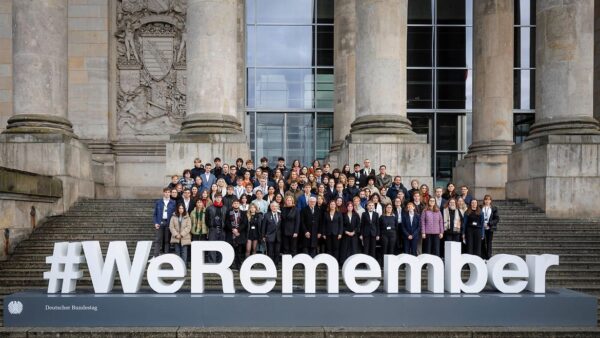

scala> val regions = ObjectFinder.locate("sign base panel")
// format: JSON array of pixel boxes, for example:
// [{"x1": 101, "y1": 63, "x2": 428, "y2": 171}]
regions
[{"x1": 4, "y1": 289, "x2": 597, "y2": 327}]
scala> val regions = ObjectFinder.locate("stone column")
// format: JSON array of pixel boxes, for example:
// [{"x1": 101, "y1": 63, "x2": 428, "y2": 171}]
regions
[
  {"x1": 178, "y1": 0, "x2": 242, "y2": 134},
  {"x1": 3, "y1": 0, "x2": 74, "y2": 136},
  {"x1": 331, "y1": 0, "x2": 356, "y2": 155},
  {"x1": 335, "y1": 0, "x2": 431, "y2": 186},
  {"x1": 507, "y1": 0, "x2": 600, "y2": 218},
  {"x1": 167, "y1": 0, "x2": 249, "y2": 176},
  {"x1": 0, "y1": 0, "x2": 94, "y2": 210},
  {"x1": 527, "y1": 0, "x2": 599, "y2": 138},
  {"x1": 350, "y1": 0, "x2": 413, "y2": 134},
  {"x1": 453, "y1": 0, "x2": 514, "y2": 199}
]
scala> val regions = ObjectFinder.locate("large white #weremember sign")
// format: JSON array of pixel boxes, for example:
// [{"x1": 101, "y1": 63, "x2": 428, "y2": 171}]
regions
[{"x1": 43, "y1": 241, "x2": 559, "y2": 294}]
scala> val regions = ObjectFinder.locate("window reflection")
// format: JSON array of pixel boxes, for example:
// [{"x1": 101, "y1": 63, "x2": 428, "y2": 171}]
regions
[
  {"x1": 254, "y1": 68, "x2": 314, "y2": 109},
  {"x1": 254, "y1": 26, "x2": 313, "y2": 67},
  {"x1": 316, "y1": 69, "x2": 334, "y2": 109},
  {"x1": 255, "y1": 0, "x2": 313, "y2": 24}
]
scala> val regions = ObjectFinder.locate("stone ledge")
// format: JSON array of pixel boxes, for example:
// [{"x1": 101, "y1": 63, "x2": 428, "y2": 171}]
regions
[{"x1": 0, "y1": 166, "x2": 62, "y2": 199}]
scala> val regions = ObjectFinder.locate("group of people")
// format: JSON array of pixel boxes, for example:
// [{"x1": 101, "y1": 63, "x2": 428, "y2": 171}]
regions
[{"x1": 153, "y1": 157, "x2": 500, "y2": 267}]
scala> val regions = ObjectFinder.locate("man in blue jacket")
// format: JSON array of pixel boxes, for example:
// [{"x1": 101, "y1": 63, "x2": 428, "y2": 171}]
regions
[
  {"x1": 153, "y1": 187, "x2": 176, "y2": 257},
  {"x1": 401, "y1": 202, "x2": 421, "y2": 255}
]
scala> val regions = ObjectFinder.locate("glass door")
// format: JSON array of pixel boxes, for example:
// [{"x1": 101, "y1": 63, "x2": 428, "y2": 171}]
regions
[{"x1": 256, "y1": 113, "x2": 285, "y2": 164}]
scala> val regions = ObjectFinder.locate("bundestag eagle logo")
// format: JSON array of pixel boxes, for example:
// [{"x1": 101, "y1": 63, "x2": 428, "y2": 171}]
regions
[{"x1": 8, "y1": 300, "x2": 23, "y2": 315}]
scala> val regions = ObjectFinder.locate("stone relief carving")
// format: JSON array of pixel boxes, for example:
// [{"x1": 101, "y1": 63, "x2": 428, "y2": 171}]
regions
[{"x1": 115, "y1": 0, "x2": 187, "y2": 138}]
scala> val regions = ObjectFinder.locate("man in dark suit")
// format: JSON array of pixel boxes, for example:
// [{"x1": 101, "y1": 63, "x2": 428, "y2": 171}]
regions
[
  {"x1": 261, "y1": 202, "x2": 282, "y2": 264},
  {"x1": 352, "y1": 163, "x2": 362, "y2": 188},
  {"x1": 225, "y1": 199, "x2": 248, "y2": 269},
  {"x1": 181, "y1": 188, "x2": 195, "y2": 214},
  {"x1": 360, "y1": 201, "x2": 380, "y2": 258},
  {"x1": 200, "y1": 163, "x2": 217, "y2": 192},
  {"x1": 301, "y1": 197, "x2": 321, "y2": 257},
  {"x1": 433, "y1": 187, "x2": 448, "y2": 210},
  {"x1": 401, "y1": 203, "x2": 421, "y2": 255},
  {"x1": 359, "y1": 159, "x2": 376, "y2": 188},
  {"x1": 153, "y1": 188, "x2": 176, "y2": 257}
]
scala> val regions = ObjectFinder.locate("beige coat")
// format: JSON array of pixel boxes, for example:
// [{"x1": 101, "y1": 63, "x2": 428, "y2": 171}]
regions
[
  {"x1": 169, "y1": 215, "x2": 192, "y2": 245},
  {"x1": 443, "y1": 207, "x2": 462, "y2": 232}
]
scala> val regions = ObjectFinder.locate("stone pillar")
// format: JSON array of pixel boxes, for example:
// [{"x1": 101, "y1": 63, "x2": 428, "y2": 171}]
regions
[
  {"x1": 453, "y1": 0, "x2": 514, "y2": 200},
  {"x1": 335, "y1": 0, "x2": 431, "y2": 185},
  {"x1": 351, "y1": 0, "x2": 413, "y2": 135},
  {"x1": 0, "y1": 0, "x2": 94, "y2": 211},
  {"x1": 3, "y1": 0, "x2": 73, "y2": 136},
  {"x1": 166, "y1": 0, "x2": 249, "y2": 175},
  {"x1": 507, "y1": 0, "x2": 600, "y2": 218},
  {"x1": 329, "y1": 0, "x2": 356, "y2": 167},
  {"x1": 594, "y1": 0, "x2": 600, "y2": 123}
]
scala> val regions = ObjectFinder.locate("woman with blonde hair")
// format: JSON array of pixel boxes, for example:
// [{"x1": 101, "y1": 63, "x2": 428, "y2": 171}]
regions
[
  {"x1": 245, "y1": 203, "x2": 263, "y2": 257},
  {"x1": 190, "y1": 199, "x2": 208, "y2": 241}
]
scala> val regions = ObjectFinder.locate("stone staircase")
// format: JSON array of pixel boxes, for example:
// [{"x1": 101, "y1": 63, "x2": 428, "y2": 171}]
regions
[{"x1": 1, "y1": 198, "x2": 600, "y2": 333}]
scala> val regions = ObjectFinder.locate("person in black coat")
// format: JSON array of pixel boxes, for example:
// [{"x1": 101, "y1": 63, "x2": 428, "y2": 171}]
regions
[
  {"x1": 261, "y1": 201, "x2": 282, "y2": 264},
  {"x1": 481, "y1": 195, "x2": 499, "y2": 260},
  {"x1": 379, "y1": 204, "x2": 398, "y2": 257},
  {"x1": 401, "y1": 202, "x2": 421, "y2": 255},
  {"x1": 205, "y1": 194, "x2": 228, "y2": 263},
  {"x1": 360, "y1": 201, "x2": 380, "y2": 259},
  {"x1": 245, "y1": 204, "x2": 263, "y2": 257},
  {"x1": 341, "y1": 202, "x2": 361, "y2": 262},
  {"x1": 301, "y1": 196, "x2": 321, "y2": 257},
  {"x1": 462, "y1": 199, "x2": 485, "y2": 257},
  {"x1": 321, "y1": 200, "x2": 343, "y2": 261},
  {"x1": 224, "y1": 199, "x2": 247, "y2": 269},
  {"x1": 280, "y1": 195, "x2": 301, "y2": 255}
]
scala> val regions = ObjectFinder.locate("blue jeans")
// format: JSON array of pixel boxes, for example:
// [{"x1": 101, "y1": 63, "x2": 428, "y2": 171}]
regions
[{"x1": 174, "y1": 244, "x2": 189, "y2": 266}]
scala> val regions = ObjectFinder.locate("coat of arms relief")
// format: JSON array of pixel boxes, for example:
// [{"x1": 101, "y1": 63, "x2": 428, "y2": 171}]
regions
[{"x1": 115, "y1": 0, "x2": 187, "y2": 138}]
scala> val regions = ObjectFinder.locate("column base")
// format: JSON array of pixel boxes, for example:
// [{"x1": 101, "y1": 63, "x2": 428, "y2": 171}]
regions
[
  {"x1": 336, "y1": 133, "x2": 432, "y2": 187},
  {"x1": 177, "y1": 113, "x2": 243, "y2": 135},
  {"x1": 466, "y1": 140, "x2": 514, "y2": 156},
  {"x1": 506, "y1": 134, "x2": 600, "y2": 218},
  {"x1": 527, "y1": 116, "x2": 600, "y2": 140},
  {"x1": 349, "y1": 115, "x2": 415, "y2": 135},
  {"x1": 166, "y1": 133, "x2": 250, "y2": 179},
  {"x1": 453, "y1": 153, "x2": 509, "y2": 200},
  {"x1": 3, "y1": 114, "x2": 76, "y2": 138},
  {"x1": 0, "y1": 133, "x2": 95, "y2": 212}
]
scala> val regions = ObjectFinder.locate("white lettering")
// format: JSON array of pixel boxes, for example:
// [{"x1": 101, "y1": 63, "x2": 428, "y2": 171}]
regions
[
  {"x1": 342, "y1": 254, "x2": 381, "y2": 293},
  {"x1": 444, "y1": 241, "x2": 487, "y2": 293},
  {"x1": 526, "y1": 254, "x2": 559, "y2": 293},
  {"x1": 240, "y1": 254, "x2": 277, "y2": 293},
  {"x1": 384, "y1": 254, "x2": 444, "y2": 293},
  {"x1": 487, "y1": 254, "x2": 529, "y2": 293},
  {"x1": 146, "y1": 254, "x2": 186, "y2": 293},
  {"x1": 82, "y1": 241, "x2": 151, "y2": 293},
  {"x1": 190, "y1": 241, "x2": 235, "y2": 293}
]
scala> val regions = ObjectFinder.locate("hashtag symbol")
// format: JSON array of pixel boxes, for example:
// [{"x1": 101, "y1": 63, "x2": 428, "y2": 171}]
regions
[{"x1": 43, "y1": 242, "x2": 85, "y2": 293}]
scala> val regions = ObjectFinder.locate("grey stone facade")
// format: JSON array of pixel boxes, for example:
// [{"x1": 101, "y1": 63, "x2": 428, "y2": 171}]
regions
[{"x1": 0, "y1": 0, "x2": 598, "y2": 218}]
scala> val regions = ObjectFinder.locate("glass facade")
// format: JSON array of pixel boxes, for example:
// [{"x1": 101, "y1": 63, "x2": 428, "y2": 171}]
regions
[
  {"x1": 245, "y1": 0, "x2": 536, "y2": 183},
  {"x1": 407, "y1": 0, "x2": 472, "y2": 186},
  {"x1": 245, "y1": 0, "x2": 334, "y2": 165}
]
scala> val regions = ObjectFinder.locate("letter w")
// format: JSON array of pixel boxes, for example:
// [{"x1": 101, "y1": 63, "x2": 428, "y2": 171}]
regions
[{"x1": 82, "y1": 241, "x2": 152, "y2": 293}]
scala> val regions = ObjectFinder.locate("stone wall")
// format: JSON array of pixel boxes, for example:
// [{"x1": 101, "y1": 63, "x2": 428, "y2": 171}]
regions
[
  {"x1": 0, "y1": 166, "x2": 63, "y2": 260},
  {"x1": 0, "y1": 0, "x2": 11, "y2": 133},
  {"x1": 68, "y1": 0, "x2": 110, "y2": 140}
]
